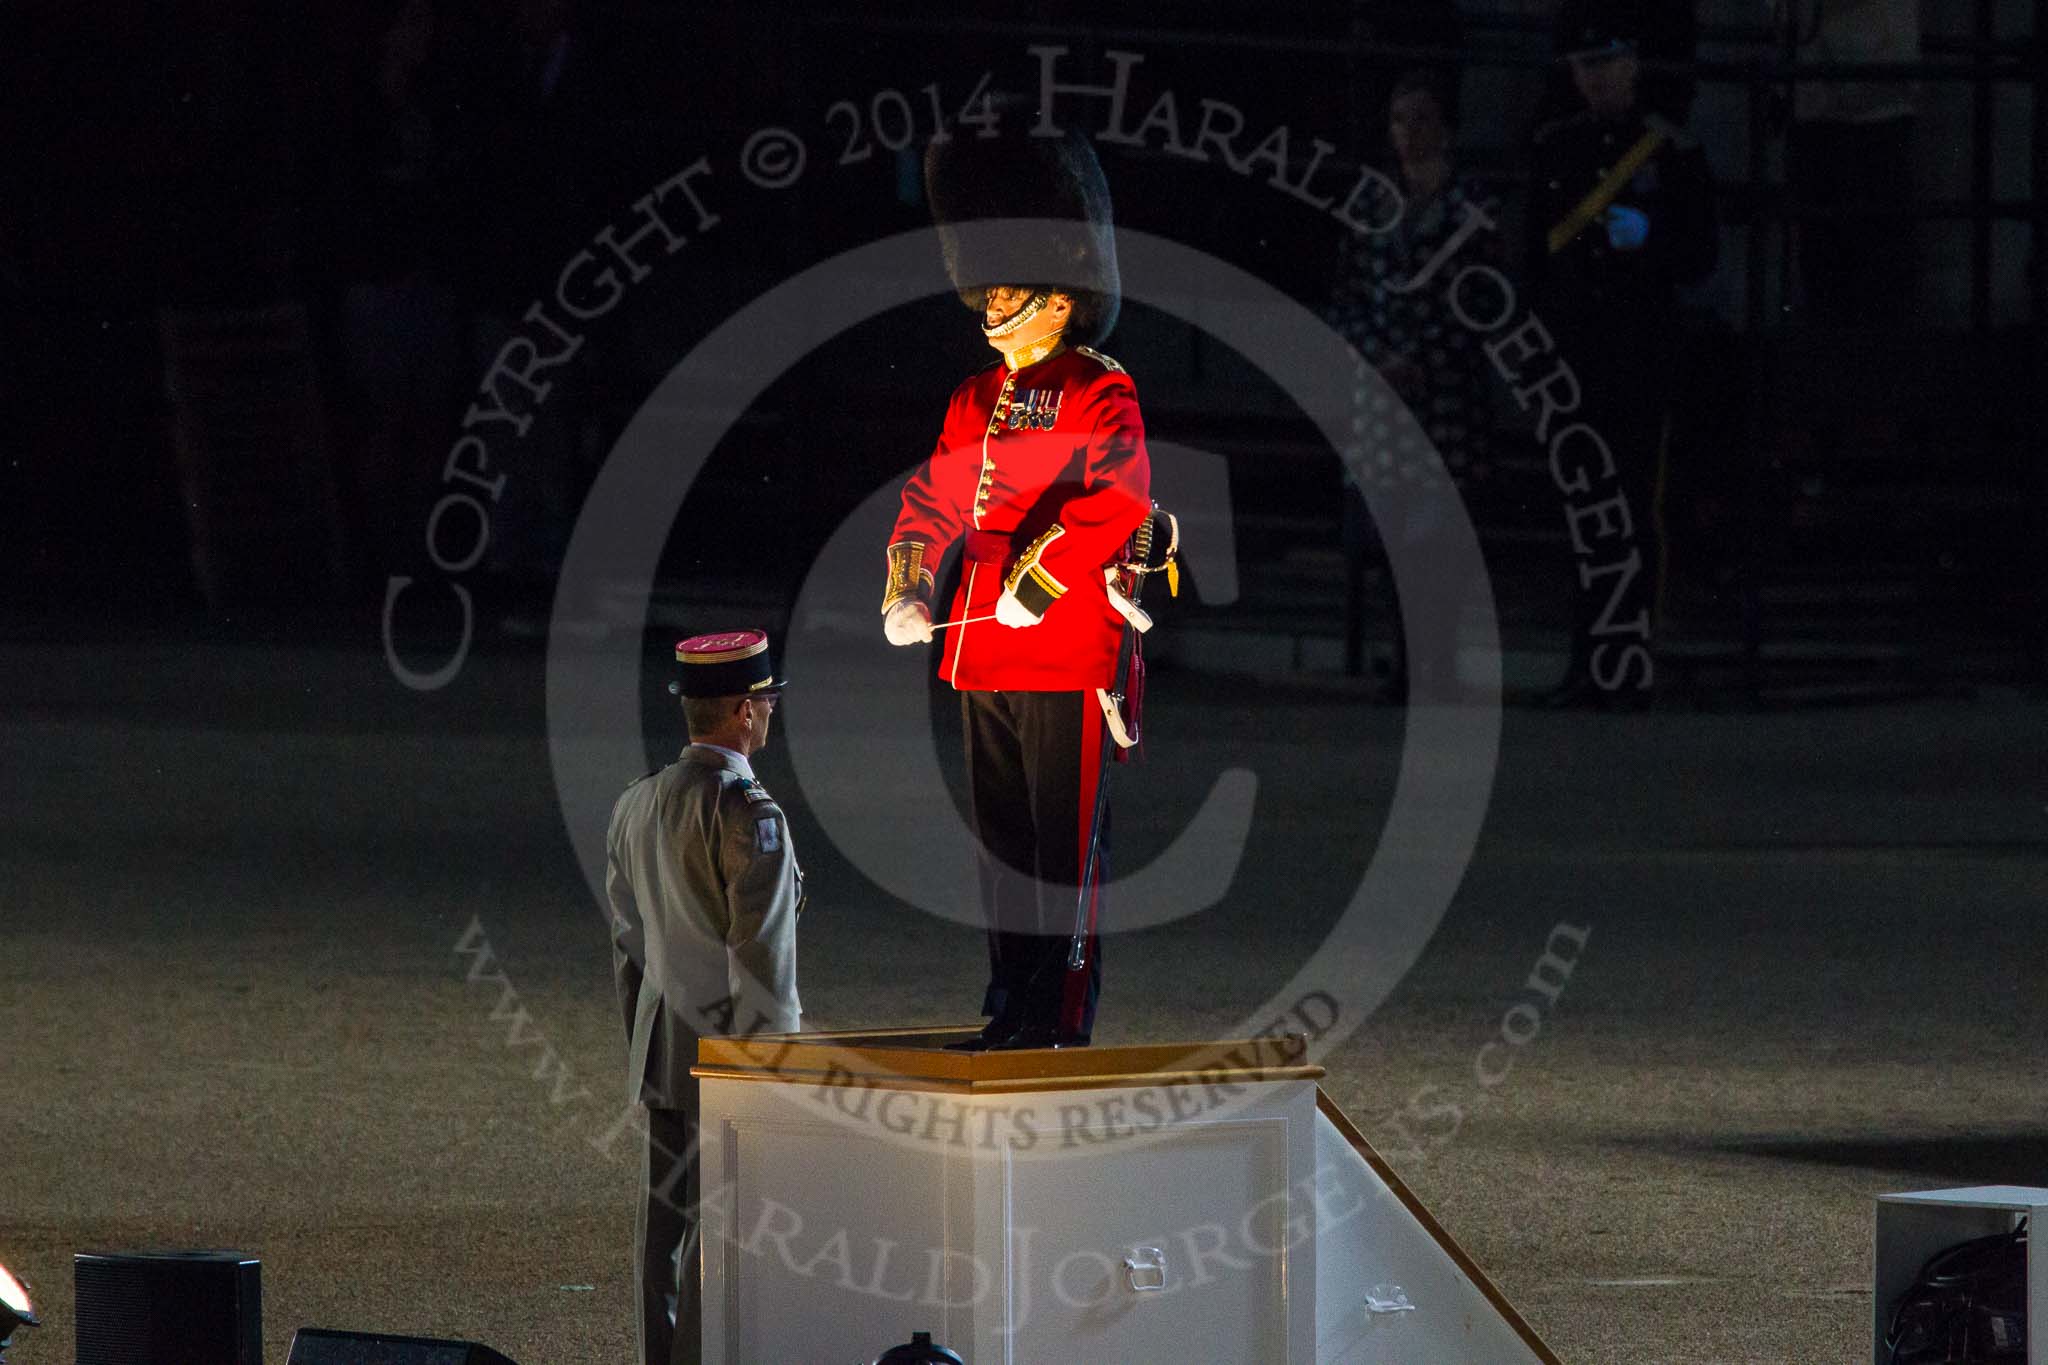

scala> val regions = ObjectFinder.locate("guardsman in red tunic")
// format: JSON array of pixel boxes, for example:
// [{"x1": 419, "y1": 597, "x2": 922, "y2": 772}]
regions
[{"x1": 882, "y1": 126, "x2": 1149, "y2": 1050}]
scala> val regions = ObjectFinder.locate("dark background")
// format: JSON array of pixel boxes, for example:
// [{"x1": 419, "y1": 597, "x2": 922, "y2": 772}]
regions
[
  {"x1": 6, "y1": 0, "x2": 2039, "y2": 680},
  {"x1": 3, "y1": 4, "x2": 2046, "y2": 1363}
]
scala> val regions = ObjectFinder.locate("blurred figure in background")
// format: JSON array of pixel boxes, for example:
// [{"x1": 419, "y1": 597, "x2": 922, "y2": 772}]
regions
[
  {"x1": 1531, "y1": 5, "x2": 1718, "y2": 707},
  {"x1": 1779, "y1": 0, "x2": 1921, "y2": 325},
  {"x1": 1328, "y1": 68, "x2": 1502, "y2": 704},
  {"x1": 453, "y1": 0, "x2": 605, "y2": 604},
  {"x1": 323, "y1": 0, "x2": 464, "y2": 588}
]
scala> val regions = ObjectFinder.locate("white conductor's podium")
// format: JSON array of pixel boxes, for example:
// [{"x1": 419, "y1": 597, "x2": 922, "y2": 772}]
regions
[{"x1": 694, "y1": 1028, "x2": 1558, "y2": 1365}]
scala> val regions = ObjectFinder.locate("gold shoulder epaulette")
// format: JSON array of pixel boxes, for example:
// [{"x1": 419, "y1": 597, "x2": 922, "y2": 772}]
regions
[{"x1": 1077, "y1": 346, "x2": 1126, "y2": 375}]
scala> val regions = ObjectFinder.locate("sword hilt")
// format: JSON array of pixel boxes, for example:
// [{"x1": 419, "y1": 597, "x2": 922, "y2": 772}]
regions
[{"x1": 1119, "y1": 506, "x2": 1158, "y2": 606}]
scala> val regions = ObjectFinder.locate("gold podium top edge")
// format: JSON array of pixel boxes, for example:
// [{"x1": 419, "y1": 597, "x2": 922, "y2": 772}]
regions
[{"x1": 692, "y1": 1031, "x2": 1322, "y2": 1094}]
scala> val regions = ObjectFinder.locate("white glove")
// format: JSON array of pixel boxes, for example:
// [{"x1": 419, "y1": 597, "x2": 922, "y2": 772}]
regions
[
  {"x1": 883, "y1": 600, "x2": 933, "y2": 645},
  {"x1": 1604, "y1": 204, "x2": 1650, "y2": 252},
  {"x1": 995, "y1": 588, "x2": 1043, "y2": 629}
]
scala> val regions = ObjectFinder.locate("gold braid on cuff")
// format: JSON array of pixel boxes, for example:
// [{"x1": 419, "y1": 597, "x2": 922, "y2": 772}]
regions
[
  {"x1": 1003, "y1": 524, "x2": 1068, "y2": 616},
  {"x1": 882, "y1": 541, "x2": 934, "y2": 614}
]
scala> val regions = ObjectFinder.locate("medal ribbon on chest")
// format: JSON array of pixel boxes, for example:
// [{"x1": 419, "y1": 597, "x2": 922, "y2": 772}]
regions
[{"x1": 1006, "y1": 388, "x2": 1063, "y2": 432}]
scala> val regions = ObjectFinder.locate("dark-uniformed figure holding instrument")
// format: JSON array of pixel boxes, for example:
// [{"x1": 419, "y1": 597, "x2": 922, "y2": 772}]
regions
[
  {"x1": 606, "y1": 629, "x2": 803, "y2": 1365},
  {"x1": 1532, "y1": 1, "x2": 1718, "y2": 706},
  {"x1": 883, "y1": 125, "x2": 1151, "y2": 1052}
]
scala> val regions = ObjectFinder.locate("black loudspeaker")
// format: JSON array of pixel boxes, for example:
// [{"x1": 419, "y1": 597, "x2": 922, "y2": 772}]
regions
[
  {"x1": 288, "y1": 1327, "x2": 521, "y2": 1364},
  {"x1": 74, "y1": 1250, "x2": 262, "y2": 1365}
]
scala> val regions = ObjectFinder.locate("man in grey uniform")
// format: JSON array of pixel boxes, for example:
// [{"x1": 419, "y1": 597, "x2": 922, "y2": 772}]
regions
[{"x1": 605, "y1": 628, "x2": 803, "y2": 1365}]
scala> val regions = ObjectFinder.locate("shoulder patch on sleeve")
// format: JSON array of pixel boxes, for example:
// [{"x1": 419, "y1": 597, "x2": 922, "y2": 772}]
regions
[
  {"x1": 1076, "y1": 345, "x2": 1126, "y2": 375},
  {"x1": 718, "y1": 774, "x2": 775, "y2": 819},
  {"x1": 755, "y1": 816, "x2": 782, "y2": 853}
]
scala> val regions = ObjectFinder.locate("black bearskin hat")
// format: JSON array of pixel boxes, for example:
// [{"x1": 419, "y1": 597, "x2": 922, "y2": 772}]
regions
[{"x1": 923, "y1": 114, "x2": 1120, "y2": 345}]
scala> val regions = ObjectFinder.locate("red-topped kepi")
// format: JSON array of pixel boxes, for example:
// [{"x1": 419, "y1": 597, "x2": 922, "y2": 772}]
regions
[{"x1": 672, "y1": 629, "x2": 785, "y2": 698}]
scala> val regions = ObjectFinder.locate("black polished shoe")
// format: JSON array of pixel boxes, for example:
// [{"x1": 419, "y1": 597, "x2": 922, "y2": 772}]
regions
[
  {"x1": 983, "y1": 1022, "x2": 1089, "y2": 1051},
  {"x1": 944, "y1": 1019, "x2": 1010, "y2": 1052}
]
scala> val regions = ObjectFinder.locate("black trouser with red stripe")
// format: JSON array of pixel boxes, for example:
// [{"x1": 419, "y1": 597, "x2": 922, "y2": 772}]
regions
[{"x1": 961, "y1": 688, "x2": 1105, "y2": 1043}]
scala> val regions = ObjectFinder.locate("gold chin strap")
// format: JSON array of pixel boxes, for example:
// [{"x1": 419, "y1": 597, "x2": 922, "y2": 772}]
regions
[{"x1": 982, "y1": 290, "x2": 1050, "y2": 339}]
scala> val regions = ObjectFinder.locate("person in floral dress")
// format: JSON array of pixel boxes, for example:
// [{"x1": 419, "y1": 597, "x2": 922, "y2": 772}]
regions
[{"x1": 1328, "y1": 68, "x2": 1501, "y2": 702}]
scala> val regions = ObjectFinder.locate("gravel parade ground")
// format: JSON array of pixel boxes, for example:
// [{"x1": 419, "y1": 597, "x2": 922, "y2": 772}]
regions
[{"x1": 3, "y1": 629, "x2": 2043, "y2": 1364}]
